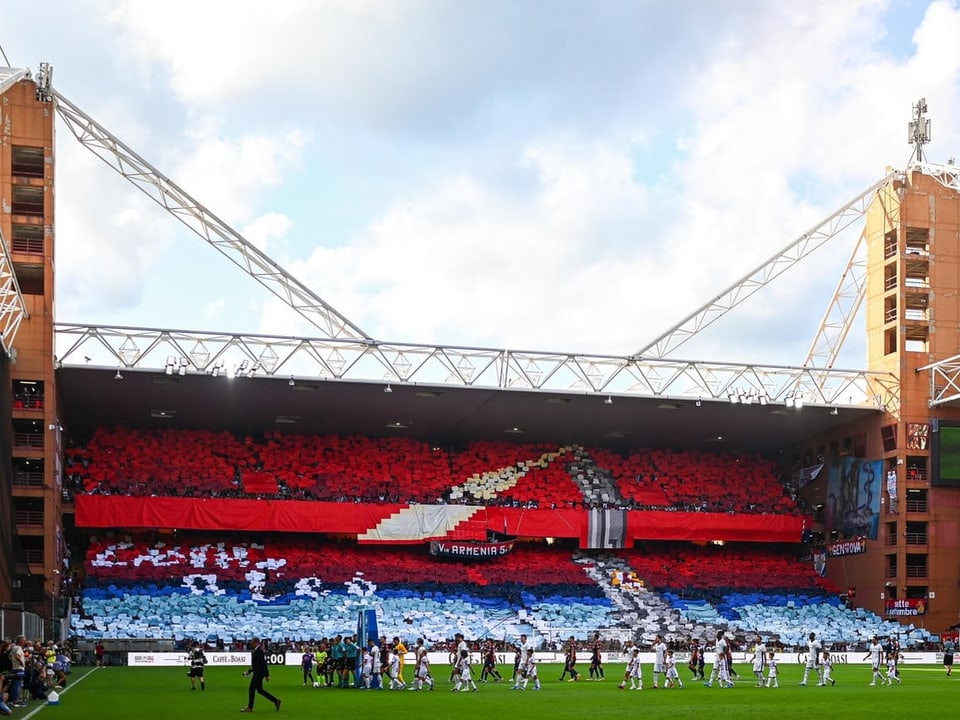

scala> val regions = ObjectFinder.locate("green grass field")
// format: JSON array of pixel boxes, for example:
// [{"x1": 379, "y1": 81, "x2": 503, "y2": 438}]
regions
[{"x1": 32, "y1": 662, "x2": 957, "y2": 720}]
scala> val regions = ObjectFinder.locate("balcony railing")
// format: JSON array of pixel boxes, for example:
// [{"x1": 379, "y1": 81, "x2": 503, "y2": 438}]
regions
[
  {"x1": 14, "y1": 510, "x2": 44, "y2": 526},
  {"x1": 905, "y1": 565, "x2": 928, "y2": 579},
  {"x1": 12, "y1": 471, "x2": 44, "y2": 488},
  {"x1": 12, "y1": 432, "x2": 43, "y2": 450},
  {"x1": 905, "y1": 498, "x2": 928, "y2": 513},
  {"x1": 11, "y1": 236, "x2": 43, "y2": 254},
  {"x1": 905, "y1": 533, "x2": 928, "y2": 545},
  {"x1": 905, "y1": 468, "x2": 927, "y2": 482}
]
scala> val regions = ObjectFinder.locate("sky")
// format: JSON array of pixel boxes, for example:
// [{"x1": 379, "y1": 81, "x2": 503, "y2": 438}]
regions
[{"x1": 2, "y1": 0, "x2": 960, "y2": 370}]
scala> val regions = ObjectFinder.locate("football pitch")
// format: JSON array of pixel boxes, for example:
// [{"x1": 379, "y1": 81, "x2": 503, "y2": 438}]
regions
[{"x1": 33, "y1": 662, "x2": 956, "y2": 720}]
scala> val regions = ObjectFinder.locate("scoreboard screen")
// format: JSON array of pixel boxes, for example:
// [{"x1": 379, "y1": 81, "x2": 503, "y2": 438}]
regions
[{"x1": 931, "y1": 420, "x2": 960, "y2": 487}]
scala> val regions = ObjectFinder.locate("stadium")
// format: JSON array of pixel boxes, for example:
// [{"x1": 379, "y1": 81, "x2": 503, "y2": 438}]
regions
[{"x1": 1, "y1": 49, "x2": 960, "y2": 717}]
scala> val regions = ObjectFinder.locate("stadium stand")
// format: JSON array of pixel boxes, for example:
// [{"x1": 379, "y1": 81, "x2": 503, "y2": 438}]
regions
[
  {"x1": 63, "y1": 428, "x2": 935, "y2": 649},
  {"x1": 65, "y1": 429, "x2": 803, "y2": 514},
  {"x1": 72, "y1": 532, "x2": 935, "y2": 649},
  {"x1": 588, "y1": 446, "x2": 799, "y2": 514},
  {"x1": 75, "y1": 535, "x2": 613, "y2": 644}
]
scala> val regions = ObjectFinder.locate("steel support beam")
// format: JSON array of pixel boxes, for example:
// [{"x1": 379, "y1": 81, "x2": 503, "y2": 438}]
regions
[
  {"x1": 0, "y1": 227, "x2": 29, "y2": 358},
  {"x1": 51, "y1": 89, "x2": 371, "y2": 342},
  {"x1": 638, "y1": 172, "x2": 898, "y2": 361},
  {"x1": 54, "y1": 322, "x2": 899, "y2": 414}
]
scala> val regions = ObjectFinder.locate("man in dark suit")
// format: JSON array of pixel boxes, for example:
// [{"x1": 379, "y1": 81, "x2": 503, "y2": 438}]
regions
[{"x1": 241, "y1": 638, "x2": 281, "y2": 712}]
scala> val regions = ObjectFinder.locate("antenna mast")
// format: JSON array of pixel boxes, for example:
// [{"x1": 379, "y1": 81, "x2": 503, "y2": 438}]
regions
[{"x1": 908, "y1": 97, "x2": 931, "y2": 163}]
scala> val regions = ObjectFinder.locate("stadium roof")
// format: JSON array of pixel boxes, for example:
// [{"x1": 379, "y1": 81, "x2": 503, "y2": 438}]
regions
[{"x1": 56, "y1": 365, "x2": 877, "y2": 453}]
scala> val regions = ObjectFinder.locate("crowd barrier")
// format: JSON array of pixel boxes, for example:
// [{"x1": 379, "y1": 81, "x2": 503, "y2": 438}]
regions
[{"x1": 126, "y1": 650, "x2": 946, "y2": 667}]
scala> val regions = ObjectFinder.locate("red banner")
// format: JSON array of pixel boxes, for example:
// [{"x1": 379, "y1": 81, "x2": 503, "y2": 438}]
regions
[
  {"x1": 885, "y1": 598, "x2": 927, "y2": 617},
  {"x1": 75, "y1": 496, "x2": 807, "y2": 543}
]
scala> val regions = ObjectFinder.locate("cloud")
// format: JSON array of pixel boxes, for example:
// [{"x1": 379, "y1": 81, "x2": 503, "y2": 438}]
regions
[
  {"x1": 174, "y1": 120, "x2": 310, "y2": 226},
  {"x1": 55, "y1": 129, "x2": 175, "y2": 319},
  {"x1": 29, "y1": 0, "x2": 960, "y2": 370},
  {"x1": 241, "y1": 213, "x2": 294, "y2": 255},
  {"x1": 104, "y1": 0, "x2": 752, "y2": 138}
]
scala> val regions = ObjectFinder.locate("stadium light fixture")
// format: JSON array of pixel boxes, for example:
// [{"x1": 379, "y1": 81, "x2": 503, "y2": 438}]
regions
[
  {"x1": 114, "y1": 369, "x2": 123, "y2": 381},
  {"x1": 384, "y1": 383, "x2": 393, "y2": 393},
  {"x1": 604, "y1": 395, "x2": 613, "y2": 405},
  {"x1": 288, "y1": 376, "x2": 295, "y2": 387}
]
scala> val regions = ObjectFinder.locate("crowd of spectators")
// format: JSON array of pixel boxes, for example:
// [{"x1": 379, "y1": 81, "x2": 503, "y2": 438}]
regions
[{"x1": 63, "y1": 429, "x2": 800, "y2": 515}]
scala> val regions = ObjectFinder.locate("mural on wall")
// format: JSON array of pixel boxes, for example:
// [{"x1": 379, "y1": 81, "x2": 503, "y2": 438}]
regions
[{"x1": 825, "y1": 456, "x2": 882, "y2": 540}]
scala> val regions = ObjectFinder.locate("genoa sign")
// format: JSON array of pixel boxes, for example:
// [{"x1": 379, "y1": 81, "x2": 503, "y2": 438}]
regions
[
  {"x1": 885, "y1": 598, "x2": 927, "y2": 617},
  {"x1": 827, "y1": 537, "x2": 867, "y2": 557}
]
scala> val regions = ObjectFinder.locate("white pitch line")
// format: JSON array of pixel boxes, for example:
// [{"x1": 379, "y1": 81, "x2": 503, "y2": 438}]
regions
[{"x1": 19, "y1": 666, "x2": 99, "y2": 720}]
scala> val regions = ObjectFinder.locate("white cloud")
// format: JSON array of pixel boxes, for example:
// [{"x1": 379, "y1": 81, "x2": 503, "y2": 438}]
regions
[
  {"x1": 55, "y1": 129, "x2": 175, "y2": 319},
  {"x1": 175, "y1": 120, "x2": 310, "y2": 226},
  {"x1": 241, "y1": 213, "x2": 294, "y2": 255},
  {"x1": 22, "y1": 0, "x2": 960, "y2": 369}
]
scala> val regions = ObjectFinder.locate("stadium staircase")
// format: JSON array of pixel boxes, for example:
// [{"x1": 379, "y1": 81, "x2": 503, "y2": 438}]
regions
[
  {"x1": 567, "y1": 447, "x2": 626, "y2": 507},
  {"x1": 575, "y1": 553, "x2": 716, "y2": 644}
]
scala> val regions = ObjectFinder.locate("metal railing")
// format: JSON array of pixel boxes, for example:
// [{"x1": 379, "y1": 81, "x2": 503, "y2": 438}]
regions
[{"x1": 13, "y1": 510, "x2": 44, "y2": 526}]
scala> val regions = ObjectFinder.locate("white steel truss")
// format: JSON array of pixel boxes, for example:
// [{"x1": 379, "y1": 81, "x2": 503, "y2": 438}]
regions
[
  {"x1": 0, "y1": 66, "x2": 29, "y2": 96},
  {"x1": 638, "y1": 171, "x2": 899, "y2": 360},
  {"x1": 803, "y1": 228, "x2": 868, "y2": 369},
  {"x1": 0, "y1": 226, "x2": 29, "y2": 358},
  {"x1": 917, "y1": 353, "x2": 960, "y2": 407},
  {"x1": 50, "y1": 89, "x2": 371, "y2": 343},
  {"x1": 54, "y1": 323, "x2": 900, "y2": 413},
  {"x1": 911, "y1": 160, "x2": 960, "y2": 191}
]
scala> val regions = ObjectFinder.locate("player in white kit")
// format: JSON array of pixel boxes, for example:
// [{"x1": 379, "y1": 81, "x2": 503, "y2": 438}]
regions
[{"x1": 618, "y1": 647, "x2": 643, "y2": 690}]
